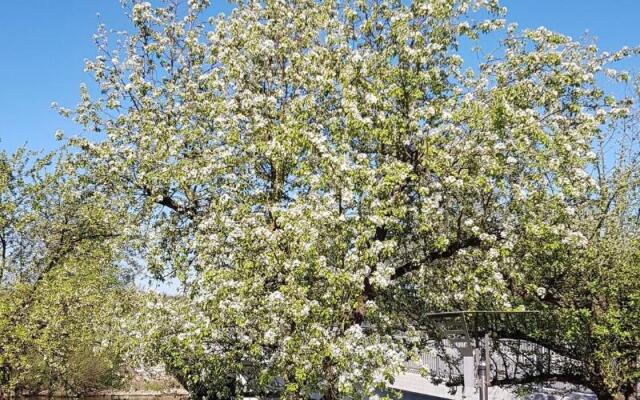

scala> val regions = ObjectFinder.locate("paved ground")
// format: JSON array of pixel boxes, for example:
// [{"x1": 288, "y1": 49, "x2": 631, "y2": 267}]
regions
[{"x1": 400, "y1": 391, "x2": 448, "y2": 400}]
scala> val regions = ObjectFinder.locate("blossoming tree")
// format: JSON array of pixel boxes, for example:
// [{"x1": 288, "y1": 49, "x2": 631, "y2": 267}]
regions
[{"x1": 62, "y1": 0, "x2": 638, "y2": 398}]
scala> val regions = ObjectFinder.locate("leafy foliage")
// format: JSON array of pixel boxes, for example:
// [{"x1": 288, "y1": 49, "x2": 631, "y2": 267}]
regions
[{"x1": 0, "y1": 149, "x2": 135, "y2": 396}]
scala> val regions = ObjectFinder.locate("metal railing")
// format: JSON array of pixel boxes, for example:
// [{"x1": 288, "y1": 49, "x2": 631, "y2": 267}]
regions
[{"x1": 404, "y1": 338, "x2": 577, "y2": 385}]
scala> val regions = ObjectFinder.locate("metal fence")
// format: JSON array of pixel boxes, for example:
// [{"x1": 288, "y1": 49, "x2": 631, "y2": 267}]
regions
[{"x1": 404, "y1": 338, "x2": 578, "y2": 385}]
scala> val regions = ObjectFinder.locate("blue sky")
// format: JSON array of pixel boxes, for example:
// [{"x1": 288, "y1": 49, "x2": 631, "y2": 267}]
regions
[{"x1": 1, "y1": 0, "x2": 639, "y2": 153}]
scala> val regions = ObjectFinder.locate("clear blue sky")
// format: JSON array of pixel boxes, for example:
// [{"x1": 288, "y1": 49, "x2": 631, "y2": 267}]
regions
[{"x1": 1, "y1": 0, "x2": 639, "y2": 154}]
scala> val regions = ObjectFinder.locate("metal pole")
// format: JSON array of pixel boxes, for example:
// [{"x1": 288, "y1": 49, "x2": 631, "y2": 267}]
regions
[
  {"x1": 484, "y1": 333, "x2": 490, "y2": 384},
  {"x1": 478, "y1": 333, "x2": 489, "y2": 400},
  {"x1": 478, "y1": 360, "x2": 488, "y2": 400}
]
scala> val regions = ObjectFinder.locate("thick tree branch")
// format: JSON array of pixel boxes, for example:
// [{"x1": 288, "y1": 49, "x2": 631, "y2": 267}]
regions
[
  {"x1": 142, "y1": 186, "x2": 196, "y2": 217},
  {"x1": 492, "y1": 330, "x2": 580, "y2": 368},
  {"x1": 391, "y1": 236, "x2": 482, "y2": 280},
  {"x1": 493, "y1": 372, "x2": 587, "y2": 388}
]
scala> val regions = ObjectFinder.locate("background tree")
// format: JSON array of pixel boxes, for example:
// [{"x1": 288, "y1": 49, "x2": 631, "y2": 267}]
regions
[
  {"x1": 62, "y1": 0, "x2": 639, "y2": 398},
  {"x1": 489, "y1": 89, "x2": 640, "y2": 399},
  {"x1": 0, "y1": 148, "x2": 136, "y2": 397}
]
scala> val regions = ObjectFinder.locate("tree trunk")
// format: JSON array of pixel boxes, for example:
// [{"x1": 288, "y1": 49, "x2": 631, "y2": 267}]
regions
[{"x1": 589, "y1": 380, "x2": 617, "y2": 400}]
